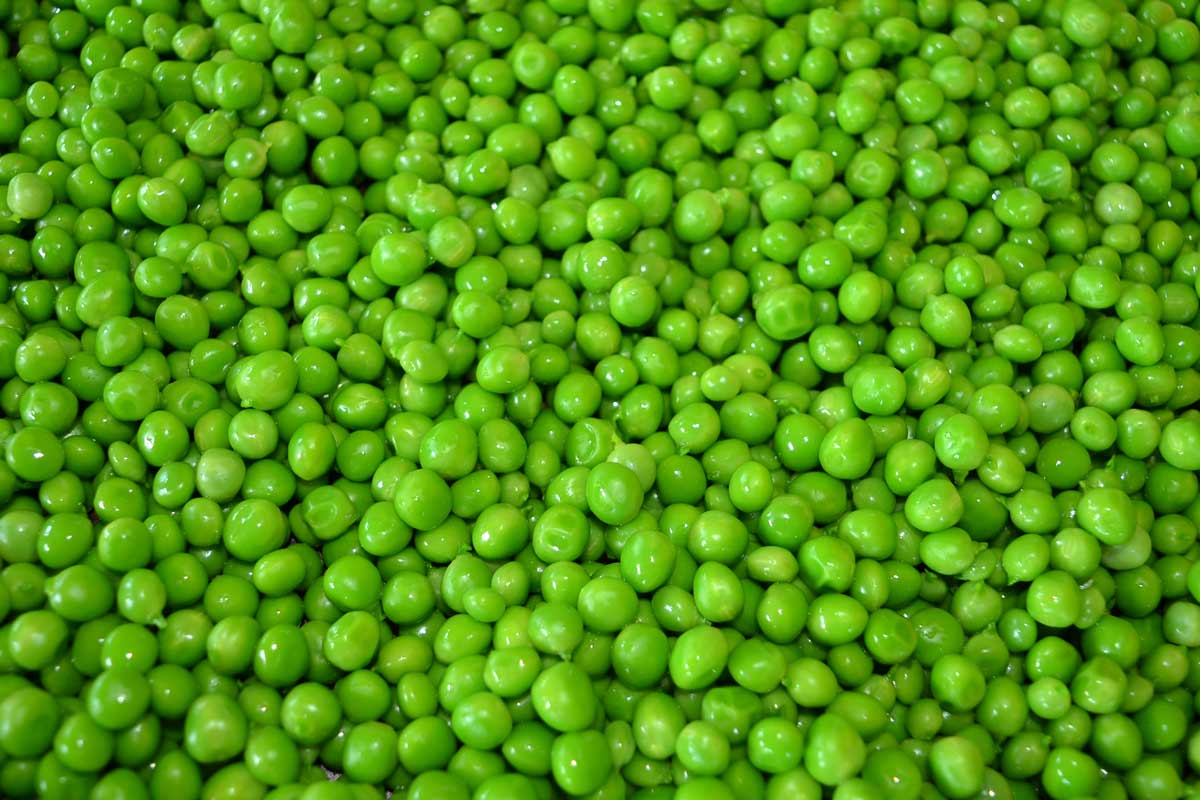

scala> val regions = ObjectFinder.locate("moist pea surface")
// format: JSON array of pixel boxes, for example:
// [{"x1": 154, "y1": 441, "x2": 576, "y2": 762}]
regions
[{"x1": 1, "y1": 0, "x2": 1200, "y2": 799}]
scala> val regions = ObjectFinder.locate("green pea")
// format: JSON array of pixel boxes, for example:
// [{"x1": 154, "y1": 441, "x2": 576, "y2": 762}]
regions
[
  {"x1": 804, "y1": 713, "x2": 865, "y2": 786},
  {"x1": 531, "y1": 661, "x2": 595, "y2": 732}
]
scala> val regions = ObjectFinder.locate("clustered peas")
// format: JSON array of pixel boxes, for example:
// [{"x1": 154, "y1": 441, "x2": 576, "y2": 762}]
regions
[{"x1": 0, "y1": 0, "x2": 1199, "y2": 797}]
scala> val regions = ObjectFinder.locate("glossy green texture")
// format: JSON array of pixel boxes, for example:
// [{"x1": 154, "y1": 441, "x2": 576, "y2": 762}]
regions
[{"x1": 0, "y1": 1, "x2": 1195, "y2": 798}]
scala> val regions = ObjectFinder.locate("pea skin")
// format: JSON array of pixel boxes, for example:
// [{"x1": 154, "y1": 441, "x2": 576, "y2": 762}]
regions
[{"x1": 1, "y1": 0, "x2": 1199, "y2": 799}]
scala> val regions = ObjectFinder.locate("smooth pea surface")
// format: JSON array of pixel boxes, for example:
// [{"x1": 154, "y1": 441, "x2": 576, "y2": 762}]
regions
[{"x1": 0, "y1": 0, "x2": 1198, "y2": 798}]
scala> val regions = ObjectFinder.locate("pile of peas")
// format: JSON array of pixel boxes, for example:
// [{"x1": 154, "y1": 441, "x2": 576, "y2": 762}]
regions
[{"x1": 1, "y1": 0, "x2": 1200, "y2": 796}]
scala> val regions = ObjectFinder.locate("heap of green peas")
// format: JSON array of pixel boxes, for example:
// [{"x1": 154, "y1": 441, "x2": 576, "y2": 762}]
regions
[{"x1": 2, "y1": 0, "x2": 1200, "y2": 796}]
